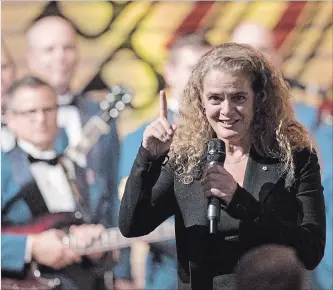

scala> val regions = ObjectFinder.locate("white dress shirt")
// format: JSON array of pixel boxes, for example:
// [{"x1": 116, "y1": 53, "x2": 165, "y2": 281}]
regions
[
  {"x1": 18, "y1": 140, "x2": 77, "y2": 263},
  {"x1": 18, "y1": 139, "x2": 76, "y2": 213}
]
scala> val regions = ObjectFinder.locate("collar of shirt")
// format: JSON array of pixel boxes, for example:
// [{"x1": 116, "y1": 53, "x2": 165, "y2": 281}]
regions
[
  {"x1": 1, "y1": 114, "x2": 7, "y2": 126},
  {"x1": 58, "y1": 94, "x2": 75, "y2": 106},
  {"x1": 18, "y1": 139, "x2": 57, "y2": 160},
  {"x1": 168, "y1": 98, "x2": 179, "y2": 114}
]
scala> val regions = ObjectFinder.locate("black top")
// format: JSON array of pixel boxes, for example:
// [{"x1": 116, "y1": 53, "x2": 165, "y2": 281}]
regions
[{"x1": 119, "y1": 145, "x2": 326, "y2": 290}]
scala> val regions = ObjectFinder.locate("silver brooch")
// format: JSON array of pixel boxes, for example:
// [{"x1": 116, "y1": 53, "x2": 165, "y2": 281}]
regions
[{"x1": 183, "y1": 175, "x2": 194, "y2": 184}]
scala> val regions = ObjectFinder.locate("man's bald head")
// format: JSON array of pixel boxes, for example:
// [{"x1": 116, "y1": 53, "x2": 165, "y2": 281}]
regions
[
  {"x1": 26, "y1": 16, "x2": 78, "y2": 95},
  {"x1": 27, "y1": 16, "x2": 76, "y2": 47},
  {"x1": 231, "y1": 22, "x2": 281, "y2": 67}
]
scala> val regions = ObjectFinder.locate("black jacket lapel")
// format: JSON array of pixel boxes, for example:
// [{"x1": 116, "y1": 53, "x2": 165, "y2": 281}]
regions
[
  {"x1": 5, "y1": 147, "x2": 49, "y2": 218},
  {"x1": 243, "y1": 147, "x2": 286, "y2": 202}
]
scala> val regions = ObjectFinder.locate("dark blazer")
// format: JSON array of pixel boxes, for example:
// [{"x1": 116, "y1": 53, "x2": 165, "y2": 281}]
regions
[{"x1": 119, "y1": 145, "x2": 326, "y2": 290}]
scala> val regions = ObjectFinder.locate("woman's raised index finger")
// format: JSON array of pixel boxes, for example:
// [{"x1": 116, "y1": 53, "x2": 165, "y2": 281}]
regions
[{"x1": 159, "y1": 90, "x2": 168, "y2": 119}]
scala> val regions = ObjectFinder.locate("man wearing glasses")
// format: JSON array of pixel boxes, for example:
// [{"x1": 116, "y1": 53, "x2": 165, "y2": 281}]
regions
[{"x1": 2, "y1": 76, "x2": 114, "y2": 290}]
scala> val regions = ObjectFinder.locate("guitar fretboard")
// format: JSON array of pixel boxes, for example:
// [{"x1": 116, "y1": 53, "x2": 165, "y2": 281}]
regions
[
  {"x1": 64, "y1": 220, "x2": 175, "y2": 255},
  {"x1": 64, "y1": 88, "x2": 131, "y2": 165}
]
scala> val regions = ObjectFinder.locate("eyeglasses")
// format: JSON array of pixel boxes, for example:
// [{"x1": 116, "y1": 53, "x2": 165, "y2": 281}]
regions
[{"x1": 11, "y1": 106, "x2": 58, "y2": 119}]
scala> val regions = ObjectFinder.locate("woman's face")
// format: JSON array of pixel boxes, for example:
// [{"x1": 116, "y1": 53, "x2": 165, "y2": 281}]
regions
[{"x1": 202, "y1": 69, "x2": 254, "y2": 143}]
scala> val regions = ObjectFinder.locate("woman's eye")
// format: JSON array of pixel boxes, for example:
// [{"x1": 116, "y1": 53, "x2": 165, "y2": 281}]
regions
[
  {"x1": 234, "y1": 95, "x2": 246, "y2": 102},
  {"x1": 209, "y1": 95, "x2": 220, "y2": 103}
]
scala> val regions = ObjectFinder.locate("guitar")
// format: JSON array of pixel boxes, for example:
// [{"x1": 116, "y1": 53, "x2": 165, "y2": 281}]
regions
[
  {"x1": 2, "y1": 213, "x2": 175, "y2": 290},
  {"x1": 64, "y1": 85, "x2": 132, "y2": 166}
]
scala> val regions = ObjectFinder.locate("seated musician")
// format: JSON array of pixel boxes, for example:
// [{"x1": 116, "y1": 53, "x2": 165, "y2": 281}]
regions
[{"x1": 1, "y1": 76, "x2": 129, "y2": 290}]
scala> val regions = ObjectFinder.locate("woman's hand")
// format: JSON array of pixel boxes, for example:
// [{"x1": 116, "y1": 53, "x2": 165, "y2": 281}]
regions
[
  {"x1": 201, "y1": 164, "x2": 238, "y2": 206},
  {"x1": 142, "y1": 91, "x2": 176, "y2": 158}
]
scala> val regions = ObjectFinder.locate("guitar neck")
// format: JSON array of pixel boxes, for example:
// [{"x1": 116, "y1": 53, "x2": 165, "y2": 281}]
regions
[
  {"x1": 65, "y1": 88, "x2": 131, "y2": 159},
  {"x1": 67, "y1": 221, "x2": 175, "y2": 255},
  {"x1": 65, "y1": 115, "x2": 110, "y2": 159}
]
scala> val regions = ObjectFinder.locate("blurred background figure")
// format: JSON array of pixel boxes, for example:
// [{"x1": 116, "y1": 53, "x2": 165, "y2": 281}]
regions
[
  {"x1": 26, "y1": 16, "x2": 91, "y2": 151},
  {"x1": 231, "y1": 21, "x2": 332, "y2": 290},
  {"x1": 235, "y1": 244, "x2": 308, "y2": 290},
  {"x1": 24, "y1": 16, "x2": 133, "y2": 289},
  {"x1": 231, "y1": 22, "x2": 282, "y2": 68},
  {"x1": 2, "y1": 76, "x2": 110, "y2": 290},
  {"x1": 119, "y1": 32, "x2": 211, "y2": 290},
  {"x1": 1, "y1": 40, "x2": 17, "y2": 152},
  {"x1": 163, "y1": 31, "x2": 212, "y2": 116}
]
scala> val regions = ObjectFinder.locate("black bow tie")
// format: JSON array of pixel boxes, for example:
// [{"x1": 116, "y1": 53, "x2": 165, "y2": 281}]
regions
[
  {"x1": 28, "y1": 155, "x2": 60, "y2": 166},
  {"x1": 58, "y1": 97, "x2": 77, "y2": 107}
]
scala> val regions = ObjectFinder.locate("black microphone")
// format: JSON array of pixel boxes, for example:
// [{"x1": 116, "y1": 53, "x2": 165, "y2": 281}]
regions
[{"x1": 206, "y1": 138, "x2": 226, "y2": 235}]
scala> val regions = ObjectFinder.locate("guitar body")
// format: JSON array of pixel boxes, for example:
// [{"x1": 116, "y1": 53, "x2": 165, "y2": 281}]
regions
[
  {"x1": 2, "y1": 212, "x2": 74, "y2": 235},
  {"x1": 1, "y1": 276, "x2": 58, "y2": 290},
  {"x1": 2, "y1": 213, "x2": 79, "y2": 290},
  {"x1": 2, "y1": 213, "x2": 175, "y2": 290}
]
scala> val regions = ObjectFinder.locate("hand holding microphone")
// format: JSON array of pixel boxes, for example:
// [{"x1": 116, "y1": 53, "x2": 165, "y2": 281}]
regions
[
  {"x1": 142, "y1": 91, "x2": 177, "y2": 158},
  {"x1": 201, "y1": 139, "x2": 238, "y2": 234}
]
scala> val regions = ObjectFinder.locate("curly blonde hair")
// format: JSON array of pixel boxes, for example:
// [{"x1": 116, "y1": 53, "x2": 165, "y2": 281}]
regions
[{"x1": 169, "y1": 42, "x2": 311, "y2": 183}]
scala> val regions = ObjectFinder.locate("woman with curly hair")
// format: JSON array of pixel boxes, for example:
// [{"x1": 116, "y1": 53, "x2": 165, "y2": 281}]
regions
[{"x1": 119, "y1": 43, "x2": 326, "y2": 290}]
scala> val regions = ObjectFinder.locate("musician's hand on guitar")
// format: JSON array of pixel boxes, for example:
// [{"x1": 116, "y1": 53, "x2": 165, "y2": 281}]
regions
[
  {"x1": 31, "y1": 229, "x2": 82, "y2": 269},
  {"x1": 69, "y1": 224, "x2": 105, "y2": 260}
]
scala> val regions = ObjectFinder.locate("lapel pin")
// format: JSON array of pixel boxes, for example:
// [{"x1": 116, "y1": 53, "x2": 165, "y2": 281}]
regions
[{"x1": 262, "y1": 166, "x2": 268, "y2": 171}]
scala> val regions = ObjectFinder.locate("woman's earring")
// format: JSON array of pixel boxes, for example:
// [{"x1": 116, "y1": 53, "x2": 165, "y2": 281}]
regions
[{"x1": 202, "y1": 108, "x2": 206, "y2": 115}]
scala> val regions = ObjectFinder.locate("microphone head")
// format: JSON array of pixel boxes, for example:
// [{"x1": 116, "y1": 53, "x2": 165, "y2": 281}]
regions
[{"x1": 207, "y1": 138, "x2": 225, "y2": 163}]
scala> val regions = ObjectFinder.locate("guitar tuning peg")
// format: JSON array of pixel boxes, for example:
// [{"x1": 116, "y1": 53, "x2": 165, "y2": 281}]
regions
[
  {"x1": 115, "y1": 101, "x2": 125, "y2": 111},
  {"x1": 121, "y1": 93, "x2": 132, "y2": 104},
  {"x1": 106, "y1": 92, "x2": 116, "y2": 103},
  {"x1": 111, "y1": 85, "x2": 122, "y2": 95},
  {"x1": 100, "y1": 100, "x2": 110, "y2": 110},
  {"x1": 109, "y1": 108, "x2": 119, "y2": 118}
]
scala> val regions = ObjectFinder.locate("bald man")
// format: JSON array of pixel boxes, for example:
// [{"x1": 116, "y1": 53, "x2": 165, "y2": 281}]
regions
[
  {"x1": 1, "y1": 41, "x2": 17, "y2": 152},
  {"x1": 231, "y1": 22, "x2": 281, "y2": 68},
  {"x1": 25, "y1": 16, "x2": 133, "y2": 289},
  {"x1": 26, "y1": 16, "x2": 83, "y2": 148},
  {"x1": 27, "y1": 16, "x2": 77, "y2": 98},
  {"x1": 231, "y1": 22, "x2": 332, "y2": 290}
]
